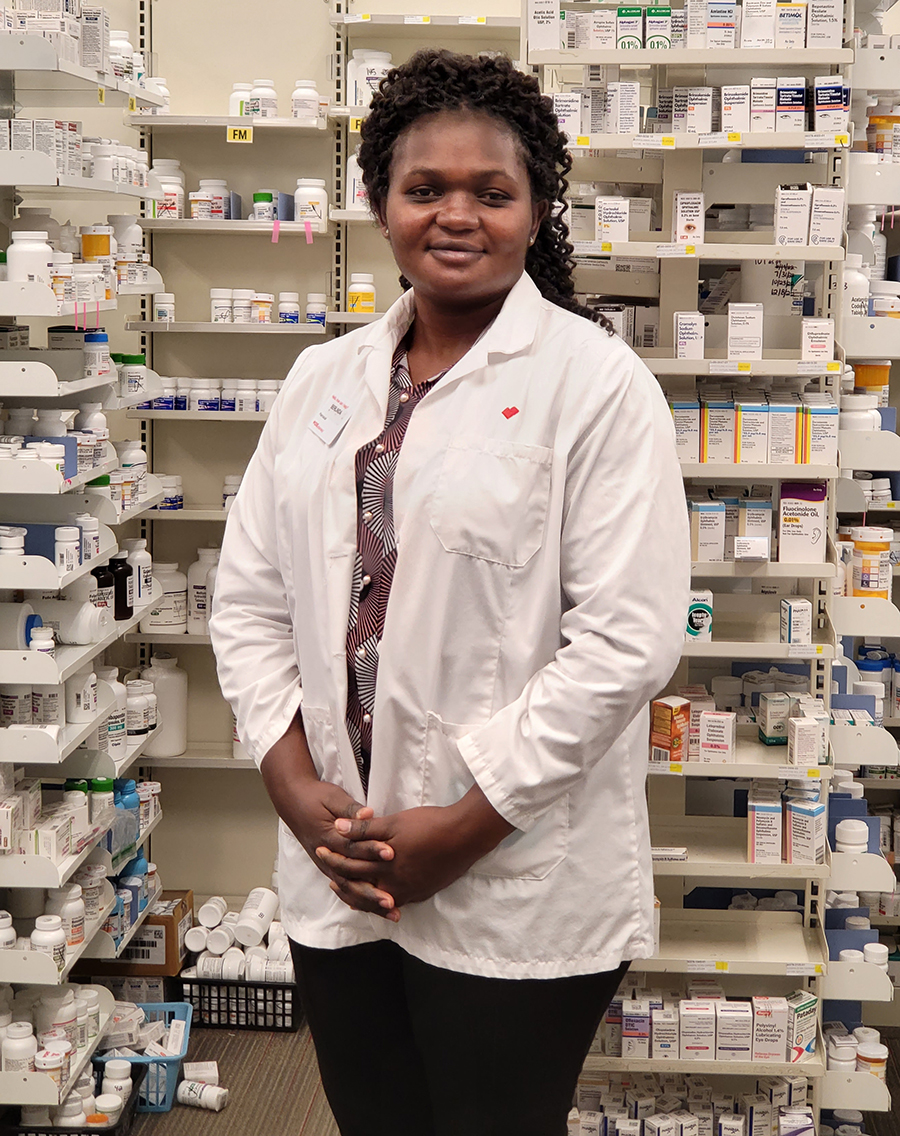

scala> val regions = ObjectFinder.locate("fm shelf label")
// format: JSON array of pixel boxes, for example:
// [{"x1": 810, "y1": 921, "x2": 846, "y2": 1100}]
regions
[{"x1": 227, "y1": 127, "x2": 254, "y2": 144}]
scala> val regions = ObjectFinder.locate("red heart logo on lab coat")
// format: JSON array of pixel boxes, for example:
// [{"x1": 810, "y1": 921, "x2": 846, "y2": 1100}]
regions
[{"x1": 502, "y1": 407, "x2": 519, "y2": 419}]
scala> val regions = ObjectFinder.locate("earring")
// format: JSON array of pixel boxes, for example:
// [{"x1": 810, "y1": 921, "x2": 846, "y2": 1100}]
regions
[{"x1": 529, "y1": 236, "x2": 536, "y2": 245}]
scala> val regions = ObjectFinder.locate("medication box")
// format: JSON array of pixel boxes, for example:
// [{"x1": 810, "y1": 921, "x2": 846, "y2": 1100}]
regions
[
  {"x1": 670, "y1": 397, "x2": 700, "y2": 461},
  {"x1": 651, "y1": 696, "x2": 690, "y2": 762},
  {"x1": 686, "y1": 589, "x2": 714, "y2": 642},
  {"x1": 801, "y1": 317, "x2": 834, "y2": 360},
  {"x1": 675, "y1": 311, "x2": 705, "y2": 359},
  {"x1": 780, "y1": 597, "x2": 812, "y2": 645},
  {"x1": 680, "y1": 1000, "x2": 716, "y2": 1060},
  {"x1": 775, "y1": 184, "x2": 813, "y2": 245},
  {"x1": 778, "y1": 482, "x2": 827, "y2": 564},
  {"x1": 690, "y1": 499, "x2": 725, "y2": 560},
  {"x1": 775, "y1": 77, "x2": 806, "y2": 132},
  {"x1": 77, "y1": 890, "x2": 194, "y2": 977},
  {"x1": 727, "y1": 303, "x2": 764, "y2": 360},
  {"x1": 652, "y1": 1007, "x2": 680, "y2": 1059},
  {"x1": 701, "y1": 399, "x2": 735, "y2": 461},
  {"x1": 715, "y1": 1000, "x2": 753, "y2": 1061},
  {"x1": 750, "y1": 78, "x2": 777, "y2": 132},
  {"x1": 758, "y1": 691, "x2": 790, "y2": 745},
  {"x1": 721, "y1": 85, "x2": 751, "y2": 133},
  {"x1": 808, "y1": 188, "x2": 844, "y2": 246},
  {"x1": 706, "y1": 0, "x2": 737, "y2": 46},
  {"x1": 748, "y1": 793, "x2": 783, "y2": 862},
  {"x1": 617, "y1": 7, "x2": 644, "y2": 47},
  {"x1": 673, "y1": 192, "x2": 705, "y2": 243},
  {"x1": 752, "y1": 996, "x2": 789, "y2": 1061},
  {"x1": 646, "y1": 6, "x2": 672, "y2": 46},
  {"x1": 775, "y1": 0, "x2": 807, "y2": 46},
  {"x1": 622, "y1": 998, "x2": 652, "y2": 1059},
  {"x1": 740, "y1": 0, "x2": 776, "y2": 46},
  {"x1": 699, "y1": 710, "x2": 736, "y2": 762}
]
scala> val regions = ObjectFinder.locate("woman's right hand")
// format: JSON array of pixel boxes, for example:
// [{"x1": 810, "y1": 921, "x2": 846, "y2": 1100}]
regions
[{"x1": 259, "y1": 709, "x2": 399, "y2": 920}]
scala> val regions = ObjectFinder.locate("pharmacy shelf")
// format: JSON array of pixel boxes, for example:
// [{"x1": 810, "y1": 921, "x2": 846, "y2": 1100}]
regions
[
  {"x1": 101, "y1": 377, "x2": 166, "y2": 412},
  {"x1": 2, "y1": 682, "x2": 116, "y2": 765},
  {"x1": 650, "y1": 816, "x2": 830, "y2": 879},
  {"x1": 648, "y1": 735, "x2": 831, "y2": 780},
  {"x1": 82, "y1": 881, "x2": 164, "y2": 960},
  {"x1": 0, "y1": 443, "x2": 118, "y2": 496},
  {"x1": 572, "y1": 265, "x2": 660, "y2": 298},
  {"x1": 846, "y1": 162, "x2": 900, "y2": 207},
  {"x1": 0, "y1": 358, "x2": 113, "y2": 402},
  {"x1": 144, "y1": 743, "x2": 255, "y2": 769},
  {"x1": 568, "y1": 131, "x2": 850, "y2": 152},
  {"x1": 851, "y1": 47, "x2": 900, "y2": 92},
  {"x1": 583, "y1": 1048, "x2": 826, "y2": 1077},
  {"x1": 99, "y1": 808, "x2": 163, "y2": 878},
  {"x1": 0, "y1": 518, "x2": 115, "y2": 590},
  {"x1": 138, "y1": 220, "x2": 330, "y2": 236},
  {"x1": 4, "y1": 477, "x2": 163, "y2": 528},
  {"x1": 126, "y1": 410, "x2": 268, "y2": 421},
  {"x1": 0, "y1": 881, "x2": 116, "y2": 984},
  {"x1": 829, "y1": 849, "x2": 896, "y2": 891},
  {"x1": 835, "y1": 479, "x2": 869, "y2": 513},
  {"x1": 0, "y1": 281, "x2": 57, "y2": 317},
  {"x1": 839, "y1": 317, "x2": 900, "y2": 359},
  {"x1": 529, "y1": 47, "x2": 852, "y2": 64},
  {"x1": 832, "y1": 596, "x2": 900, "y2": 638},
  {"x1": 0, "y1": 987, "x2": 114, "y2": 1106},
  {"x1": 330, "y1": 208, "x2": 374, "y2": 222},
  {"x1": 148, "y1": 508, "x2": 227, "y2": 522},
  {"x1": 640, "y1": 352, "x2": 839, "y2": 377},
  {"x1": 681, "y1": 463, "x2": 838, "y2": 480},
  {"x1": 0, "y1": 806, "x2": 117, "y2": 890},
  {"x1": 682, "y1": 636, "x2": 833, "y2": 660},
  {"x1": 0, "y1": 582, "x2": 160, "y2": 684},
  {"x1": 858, "y1": 778, "x2": 900, "y2": 788},
  {"x1": 110, "y1": 476, "x2": 165, "y2": 525},
  {"x1": 0, "y1": 151, "x2": 161, "y2": 200},
  {"x1": 117, "y1": 265, "x2": 166, "y2": 296},
  {"x1": 871, "y1": 914, "x2": 900, "y2": 925},
  {"x1": 332, "y1": 12, "x2": 520, "y2": 36},
  {"x1": 127, "y1": 114, "x2": 326, "y2": 132},
  {"x1": 645, "y1": 910, "x2": 824, "y2": 976},
  {"x1": 21, "y1": 726, "x2": 159, "y2": 782},
  {"x1": 125, "y1": 321, "x2": 329, "y2": 335},
  {"x1": 0, "y1": 36, "x2": 164, "y2": 106},
  {"x1": 838, "y1": 430, "x2": 900, "y2": 471},
  {"x1": 559, "y1": 239, "x2": 843, "y2": 263},
  {"x1": 831, "y1": 723, "x2": 900, "y2": 768},
  {"x1": 692, "y1": 561, "x2": 835, "y2": 579},
  {"x1": 819, "y1": 1071, "x2": 892, "y2": 1111},
  {"x1": 124, "y1": 631, "x2": 211, "y2": 645},
  {"x1": 820, "y1": 959, "x2": 895, "y2": 1002},
  {"x1": 326, "y1": 311, "x2": 382, "y2": 324},
  {"x1": 56, "y1": 298, "x2": 118, "y2": 319}
]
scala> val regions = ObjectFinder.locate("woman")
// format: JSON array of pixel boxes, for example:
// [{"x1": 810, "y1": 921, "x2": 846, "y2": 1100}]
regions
[{"x1": 211, "y1": 49, "x2": 689, "y2": 1136}]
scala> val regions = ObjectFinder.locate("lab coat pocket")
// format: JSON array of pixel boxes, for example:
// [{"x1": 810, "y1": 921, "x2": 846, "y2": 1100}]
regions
[
  {"x1": 423, "y1": 712, "x2": 568, "y2": 881},
  {"x1": 299, "y1": 705, "x2": 341, "y2": 783},
  {"x1": 429, "y1": 436, "x2": 553, "y2": 567}
]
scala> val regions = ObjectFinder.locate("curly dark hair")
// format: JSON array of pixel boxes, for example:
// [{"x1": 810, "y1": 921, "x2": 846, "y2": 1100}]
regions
[{"x1": 357, "y1": 48, "x2": 612, "y2": 330}]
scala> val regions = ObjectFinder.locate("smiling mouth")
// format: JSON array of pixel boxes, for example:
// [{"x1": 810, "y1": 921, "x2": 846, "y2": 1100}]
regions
[{"x1": 428, "y1": 247, "x2": 485, "y2": 264}]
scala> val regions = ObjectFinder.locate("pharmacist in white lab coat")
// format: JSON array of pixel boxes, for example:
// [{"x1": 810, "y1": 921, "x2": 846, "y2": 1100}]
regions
[{"x1": 211, "y1": 48, "x2": 689, "y2": 1136}]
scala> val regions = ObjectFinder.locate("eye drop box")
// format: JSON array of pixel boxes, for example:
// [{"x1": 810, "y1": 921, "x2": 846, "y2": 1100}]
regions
[
  {"x1": 734, "y1": 396, "x2": 769, "y2": 464},
  {"x1": 680, "y1": 1000, "x2": 716, "y2": 1060},
  {"x1": 806, "y1": 0, "x2": 842, "y2": 46},
  {"x1": 721, "y1": 85, "x2": 751, "y2": 133},
  {"x1": 738, "y1": 1096, "x2": 772, "y2": 1136},
  {"x1": 695, "y1": 1110, "x2": 715, "y2": 1136},
  {"x1": 699, "y1": 710, "x2": 736, "y2": 762},
  {"x1": 617, "y1": 1118, "x2": 643, "y2": 1136},
  {"x1": 706, "y1": 1, "x2": 736, "y2": 46},
  {"x1": 686, "y1": 589, "x2": 714, "y2": 643},
  {"x1": 785, "y1": 992, "x2": 818, "y2": 1063},
  {"x1": 776, "y1": 77, "x2": 806, "y2": 132},
  {"x1": 685, "y1": 0, "x2": 708, "y2": 45},
  {"x1": 607, "y1": 82, "x2": 642, "y2": 133},
  {"x1": 750, "y1": 78, "x2": 777, "y2": 132},
  {"x1": 757, "y1": 1077, "x2": 790, "y2": 1113},
  {"x1": 787, "y1": 796, "x2": 825, "y2": 862},
  {"x1": 727, "y1": 303, "x2": 763, "y2": 360},
  {"x1": 672, "y1": 86, "x2": 689, "y2": 132},
  {"x1": 622, "y1": 999, "x2": 652, "y2": 1060},
  {"x1": 719, "y1": 1116, "x2": 747, "y2": 1136},
  {"x1": 646, "y1": 7, "x2": 672, "y2": 46},
  {"x1": 626, "y1": 1091, "x2": 658, "y2": 1120},
  {"x1": 752, "y1": 996, "x2": 789, "y2": 1062},
  {"x1": 700, "y1": 399, "x2": 735, "y2": 461},
  {"x1": 673, "y1": 191, "x2": 705, "y2": 243},
  {"x1": 651, "y1": 696, "x2": 690, "y2": 762},
  {"x1": 689, "y1": 694, "x2": 716, "y2": 757},
  {"x1": 673, "y1": 1113, "x2": 700, "y2": 1136},
  {"x1": 596, "y1": 197, "x2": 631, "y2": 242},
  {"x1": 758, "y1": 691, "x2": 790, "y2": 745},
  {"x1": 775, "y1": 1, "x2": 807, "y2": 46},
  {"x1": 670, "y1": 9, "x2": 686, "y2": 45},
  {"x1": 591, "y1": 10, "x2": 618, "y2": 46},
  {"x1": 808, "y1": 189, "x2": 844, "y2": 246},
  {"x1": 686, "y1": 88, "x2": 715, "y2": 133},
  {"x1": 800, "y1": 395, "x2": 838, "y2": 464},
  {"x1": 690, "y1": 500, "x2": 725, "y2": 561},
  {"x1": 617, "y1": 7, "x2": 644, "y2": 47},
  {"x1": 713, "y1": 1002, "x2": 753, "y2": 1062},
  {"x1": 740, "y1": 0, "x2": 776, "y2": 45},
  {"x1": 782, "y1": 1075, "x2": 807, "y2": 1106},
  {"x1": 670, "y1": 398, "x2": 700, "y2": 461},
  {"x1": 780, "y1": 597, "x2": 812, "y2": 645},
  {"x1": 814, "y1": 74, "x2": 845, "y2": 130},
  {"x1": 580, "y1": 1112, "x2": 603, "y2": 1136},
  {"x1": 775, "y1": 184, "x2": 813, "y2": 245},
  {"x1": 652, "y1": 1008, "x2": 681, "y2": 1059},
  {"x1": 778, "y1": 481, "x2": 826, "y2": 564},
  {"x1": 767, "y1": 399, "x2": 801, "y2": 464},
  {"x1": 552, "y1": 93, "x2": 583, "y2": 142},
  {"x1": 675, "y1": 312, "x2": 705, "y2": 359},
  {"x1": 748, "y1": 791, "x2": 782, "y2": 862},
  {"x1": 739, "y1": 497, "x2": 772, "y2": 542},
  {"x1": 646, "y1": 1116, "x2": 679, "y2": 1136}
]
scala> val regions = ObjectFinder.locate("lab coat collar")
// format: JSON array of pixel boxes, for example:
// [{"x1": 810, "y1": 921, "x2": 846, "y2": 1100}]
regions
[{"x1": 357, "y1": 270, "x2": 544, "y2": 372}]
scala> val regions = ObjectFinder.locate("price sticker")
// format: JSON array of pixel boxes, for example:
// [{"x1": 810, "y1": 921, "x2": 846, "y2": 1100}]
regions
[
  {"x1": 633, "y1": 133, "x2": 663, "y2": 149},
  {"x1": 458, "y1": 14, "x2": 487, "y2": 22},
  {"x1": 686, "y1": 960, "x2": 729, "y2": 973},
  {"x1": 656, "y1": 243, "x2": 695, "y2": 257},
  {"x1": 128, "y1": 95, "x2": 137, "y2": 112},
  {"x1": 777, "y1": 766, "x2": 822, "y2": 781},
  {"x1": 835, "y1": 133, "x2": 850, "y2": 146},
  {"x1": 97, "y1": 86, "x2": 106, "y2": 105},
  {"x1": 601, "y1": 241, "x2": 613, "y2": 252},
  {"x1": 785, "y1": 962, "x2": 823, "y2": 976},
  {"x1": 344, "y1": 12, "x2": 372, "y2": 20},
  {"x1": 661, "y1": 135, "x2": 675, "y2": 147},
  {"x1": 349, "y1": 117, "x2": 364, "y2": 133},
  {"x1": 648, "y1": 762, "x2": 684, "y2": 775},
  {"x1": 404, "y1": 14, "x2": 431, "y2": 22},
  {"x1": 576, "y1": 135, "x2": 591, "y2": 147},
  {"x1": 226, "y1": 126, "x2": 254, "y2": 144},
  {"x1": 698, "y1": 131, "x2": 741, "y2": 148},
  {"x1": 796, "y1": 360, "x2": 830, "y2": 374}
]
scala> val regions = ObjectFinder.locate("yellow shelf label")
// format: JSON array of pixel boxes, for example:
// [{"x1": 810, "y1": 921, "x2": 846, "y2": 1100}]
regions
[
  {"x1": 576, "y1": 135, "x2": 590, "y2": 147},
  {"x1": 669, "y1": 762, "x2": 682, "y2": 773},
  {"x1": 807, "y1": 768, "x2": 821, "y2": 778},
  {"x1": 835, "y1": 133, "x2": 850, "y2": 145},
  {"x1": 715, "y1": 961, "x2": 729, "y2": 971},
  {"x1": 601, "y1": 241, "x2": 612, "y2": 252},
  {"x1": 128, "y1": 95, "x2": 137, "y2": 112},
  {"x1": 661, "y1": 135, "x2": 675, "y2": 147},
  {"x1": 349, "y1": 117, "x2": 364, "y2": 133},
  {"x1": 226, "y1": 126, "x2": 254, "y2": 144},
  {"x1": 737, "y1": 362, "x2": 751, "y2": 372},
  {"x1": 727, "y1": 131, "x2": 741, "y2": 142},
  {"x1": 97, "y1": 86, "x2": 106, "y2": 105},
  {"x1": 826, "y1": 360, "x2": 840, "y2": 371},
  {"x1": 684, "y1": 244, "x2": 696, "y2": 255}
]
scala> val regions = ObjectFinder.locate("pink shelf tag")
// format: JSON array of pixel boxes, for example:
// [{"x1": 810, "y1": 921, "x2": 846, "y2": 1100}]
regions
[
  {"x1": 304, "y1": 220, "x2": 313, "y2": 245},
  {"x1": 271, "y1": 220, "x2": 281, "y2": 244}
]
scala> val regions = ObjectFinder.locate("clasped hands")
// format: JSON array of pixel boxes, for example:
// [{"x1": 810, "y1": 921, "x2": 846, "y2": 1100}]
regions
[{"x1": 302, "y1": 780, "x2": 515, "y2": 922}]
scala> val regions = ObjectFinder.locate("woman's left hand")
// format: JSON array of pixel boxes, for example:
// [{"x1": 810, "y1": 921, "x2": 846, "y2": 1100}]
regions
[{"x1": 316, "y1": 786, "x2": 515, "y2": 917}]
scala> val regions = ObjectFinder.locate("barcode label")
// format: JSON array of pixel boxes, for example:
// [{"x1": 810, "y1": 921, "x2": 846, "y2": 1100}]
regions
[
  {"x1": 567, "y1": 31, "x2": 577, "y2": 47},
  {"x1": 651, "y1": 747, "x2": 669, "y2": 763},
  {"x1": 128, "y1": 948, "x2": 153, "y2": 960}
]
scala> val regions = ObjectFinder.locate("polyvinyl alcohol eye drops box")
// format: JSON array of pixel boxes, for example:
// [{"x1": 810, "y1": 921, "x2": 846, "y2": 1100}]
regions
[
  {"x1": 646, "y1": 7, "x2": 672, "y2": 46},
  {"x1": 775, "y1": 0, "x2": 807, "y2": 45},
  {"x1": 675, "y1": 311, "x2": 705, "y2": 359},
  {"x1": 776, "y1": 77, "x2": 806, "y2": 131},
  {"x1": 750, "y1": 78, "x2": 777, "y2": 132},
  {"x1": 752, "y1": 996, "x2": 789, "y2": 1062},
  {"x1": 617, "y1": 7, "x2": 644, "y2": 47},
  {"x1": 740, "y1": 0, "x2": 776, "y2": 46},
  {"x1": 721, "y1": 85, "x2": 751, "y2": 133},
  {"x1": 673, "y1": 191, "x2": 705, "y2": 243},
  {"x1": 727, "y1": 303, "x2": 763, "y2": 360}
]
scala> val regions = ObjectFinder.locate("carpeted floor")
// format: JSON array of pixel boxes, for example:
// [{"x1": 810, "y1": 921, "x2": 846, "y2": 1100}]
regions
[
  {"x1": 131, "y1": 1024, "x2": 338, "y2": 1136},
  {"x1": 131, "y1": 1026, "x2": 900, "y2": 1136}
]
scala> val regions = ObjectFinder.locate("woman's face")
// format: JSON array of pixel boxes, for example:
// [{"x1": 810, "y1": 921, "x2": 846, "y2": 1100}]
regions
[{"x1": 379, "y1": 109, "x2": 546, "y2": 310}]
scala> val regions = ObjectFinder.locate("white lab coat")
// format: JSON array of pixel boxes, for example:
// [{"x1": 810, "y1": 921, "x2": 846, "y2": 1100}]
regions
[{"x1": 210, "y1": 271, "x2": 690, "y2": 980}]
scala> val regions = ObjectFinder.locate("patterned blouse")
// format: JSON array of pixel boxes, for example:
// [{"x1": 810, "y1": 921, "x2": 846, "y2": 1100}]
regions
[{"x1": 346, "y1": 342, "x2": 447, "y2": 793}]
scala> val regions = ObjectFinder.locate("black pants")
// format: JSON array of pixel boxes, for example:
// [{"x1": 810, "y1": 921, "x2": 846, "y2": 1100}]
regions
[{"x1": 290, "y1": 938, "x2": 628, "y2": 1136}]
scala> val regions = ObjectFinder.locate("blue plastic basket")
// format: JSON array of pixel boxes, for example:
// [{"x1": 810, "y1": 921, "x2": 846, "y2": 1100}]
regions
[{"x1": 93, "y1": 1002, "x2": 192, "y2": 1113}]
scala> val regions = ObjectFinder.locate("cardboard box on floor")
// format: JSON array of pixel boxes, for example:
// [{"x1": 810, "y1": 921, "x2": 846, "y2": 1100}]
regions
[{"x1": 73, "y1": 890, "x2": 193, "y2": 978}]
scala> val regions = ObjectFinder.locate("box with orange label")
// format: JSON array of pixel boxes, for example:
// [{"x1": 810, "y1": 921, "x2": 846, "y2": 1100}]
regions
[{"x1": 650, "y1": 696, "x2": 690, "y2": 763}]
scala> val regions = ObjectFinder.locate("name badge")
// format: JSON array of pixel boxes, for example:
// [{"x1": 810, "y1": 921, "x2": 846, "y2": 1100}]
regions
[{"x1": 309, "y1": 394, "x2": 352, "y2": 444}]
